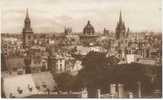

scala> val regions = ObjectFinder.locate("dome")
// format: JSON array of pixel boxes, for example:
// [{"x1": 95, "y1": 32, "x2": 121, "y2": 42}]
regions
[{"x1": 83, "y1": 20, "x2": 95, "y2": 35}]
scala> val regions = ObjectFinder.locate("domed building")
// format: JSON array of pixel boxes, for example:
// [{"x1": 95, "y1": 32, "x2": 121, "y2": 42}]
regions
[
  {"x1": 80, "y1": 20, "x2": 99, "y2": 46},
  {"x1": 83, "y1": 20, "x2": 95, "y2": 35}
]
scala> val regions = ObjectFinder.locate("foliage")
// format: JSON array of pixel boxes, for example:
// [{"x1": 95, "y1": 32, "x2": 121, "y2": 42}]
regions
[
  {"x1": 53, "y1": 72, "x2": 75, "y2": 92},
  {"x1": 79, "y1": 51, "x2": 108, "y2": 88},
  {"x1": 76, "y1": 51, "x2": 161, "y2": 96},
  {"x1": 51, "y1": 51, "x2": 161, "y2": 97}
]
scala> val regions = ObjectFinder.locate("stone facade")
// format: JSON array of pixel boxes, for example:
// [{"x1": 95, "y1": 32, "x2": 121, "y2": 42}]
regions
[{"x1": 22, "y1": 9, "x2": 34, "y2": 48}]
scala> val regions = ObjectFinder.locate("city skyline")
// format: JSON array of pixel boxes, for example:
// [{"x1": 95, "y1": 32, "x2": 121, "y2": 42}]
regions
[{"x1": 1, "y1": 0, "x2": 161, "y2": 33}]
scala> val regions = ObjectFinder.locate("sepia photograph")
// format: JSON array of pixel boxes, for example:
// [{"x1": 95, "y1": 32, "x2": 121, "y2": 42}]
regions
[{"x1": 1, "y1": 0, "x2": 162, "y2": 98}]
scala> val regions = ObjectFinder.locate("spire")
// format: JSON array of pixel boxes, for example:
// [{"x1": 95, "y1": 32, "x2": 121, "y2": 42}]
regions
[
  {"x1": 23, "y1": 8, "x2": 33, "y2": 33},
  {"x1": 64, "y1": 25, "x2": 67, "y2": 34},
  {"x1": 87, "y1": 20, "x2": 90, "y2": 25},
  {"x1": 115, "y1": 10, "x2": 126, "y2": 40},
  {"x1": 26, "y1": 8, "x2": 29, "y2": 19},
  {"x1": 119, "y1": 10, "x2": 122, "y2": 24},
  {"x1": 24, "y1": 8, "x2": 30, "y2": 24}
]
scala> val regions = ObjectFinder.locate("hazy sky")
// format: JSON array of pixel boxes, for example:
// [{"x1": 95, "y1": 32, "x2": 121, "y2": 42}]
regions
[{"x1": 0, "y1": 0, "x2": 161, "y2": 33}]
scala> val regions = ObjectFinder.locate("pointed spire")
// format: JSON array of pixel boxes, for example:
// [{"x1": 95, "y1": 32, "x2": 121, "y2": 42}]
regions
[
  {"x1": 26, "y1": 8, "x2": 29, "y2": 19},
  {"x1": 87, "y1": 20, "x2": 90, "y2": 25},
  {"x1": 119, "y1": 10, "x2": 122, "y2": 23},
  {"x1": 23, "y1": 8, "x2": 33, "y2": 33},
  {"x1": 115, "y1": 10, "x2": 127, "y2": 40},
  {"x1": 64, "y1": 25, "x2": 67, "y2": 34}
]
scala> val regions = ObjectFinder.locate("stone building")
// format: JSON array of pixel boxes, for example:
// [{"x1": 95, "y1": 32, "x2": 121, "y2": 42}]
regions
[
  {"x1": 22, "y1": 9, "x2": 34, "y2": 49},
  {"x1": 61, "y1": 27, "x2": 80, "y2": 46},
  {"x1": 64, "y1": 27, "x2": 72, "y2": 35},
  {"x1": 114, "y1": 11, "x2": 130, "y2": 60},
  {"x1": 115, "y1": 11, "x2": 126, "y2": 40},
  {"x1": 83, "y1": 20, "x2": 95, "y2": 35},
  {"x1": 80, "y1": 20, "x2": 99, "y2": 46},
  {"x1": 48, "y1": 52, "x2": 74, "y2": 73}
]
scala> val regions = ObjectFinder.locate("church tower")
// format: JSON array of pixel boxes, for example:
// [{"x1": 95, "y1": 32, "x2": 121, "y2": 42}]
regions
[
  {"x1": 22, "y1": 8, "x2": 34, "y2": 48},
  {"x1": 115, "y1": 11, "x2": 126, "y2": 40}
]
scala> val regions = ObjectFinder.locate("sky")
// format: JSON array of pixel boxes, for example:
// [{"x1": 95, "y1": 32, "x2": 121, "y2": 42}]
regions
[{"x1": 0, "y1": 0, "x2": 161, "y2": 33}]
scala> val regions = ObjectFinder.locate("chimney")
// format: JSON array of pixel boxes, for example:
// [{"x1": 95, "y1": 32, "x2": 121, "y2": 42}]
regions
[
  {"x1": 118, "y1": 84, "x2": 124, "y2": 98},
  {"x1": 97, "y1": 89, "x2": 101, "y2": 98},
  {"x1": 128, "y1": 92, "x2": 134, "y2": 98},
  {"x1": 110, "y1": 84, "x2": 117, "y2": 97},
  {"x1": 81, "y1": 87, "x2": 88, "y2": 98}
]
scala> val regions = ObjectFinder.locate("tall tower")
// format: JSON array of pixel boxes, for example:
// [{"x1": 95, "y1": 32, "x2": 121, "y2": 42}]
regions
[
  {"x1": 64, "y1": 26, "x2": 72, "y2": 35},
  {"x1": 115, "y1": 11, "x2": 126, "y2": 40},
  {"x1": 22, "y1": 8, "x2": 34, "y2": 48}
]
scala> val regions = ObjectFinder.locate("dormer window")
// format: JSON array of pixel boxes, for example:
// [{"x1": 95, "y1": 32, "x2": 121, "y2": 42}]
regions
[
  {"x1": 28, "y1": 84, "x2": 33, "y2": 92},
  {"x1": 36, "y1": 86, "x2": 40, "y2": 90},
  {"x1": 17, "y1": 87, "x2": 23, "y2": 94}
]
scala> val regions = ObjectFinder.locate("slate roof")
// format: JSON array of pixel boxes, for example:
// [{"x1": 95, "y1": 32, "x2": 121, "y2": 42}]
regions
[
  {"x1": 2, "y1": 71, "x2": 56, "y2": 98},
  {"x1": 2, "y1": 74, "x2": 38, "y2": 98}
]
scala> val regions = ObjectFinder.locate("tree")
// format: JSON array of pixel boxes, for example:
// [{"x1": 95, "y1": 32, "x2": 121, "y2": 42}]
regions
[
  {"x1": 77, "y1": 51, "x2": 157, "y2": 97},
  {"x1": 108, "y1": 63, "x2": 152, "y2": 95},
  {"x1": 54, "y1": 72, "x2": 75, "y2": 93},
  {"x1": 78, "y1": 51, "x2": 108, "y2": 97}
]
